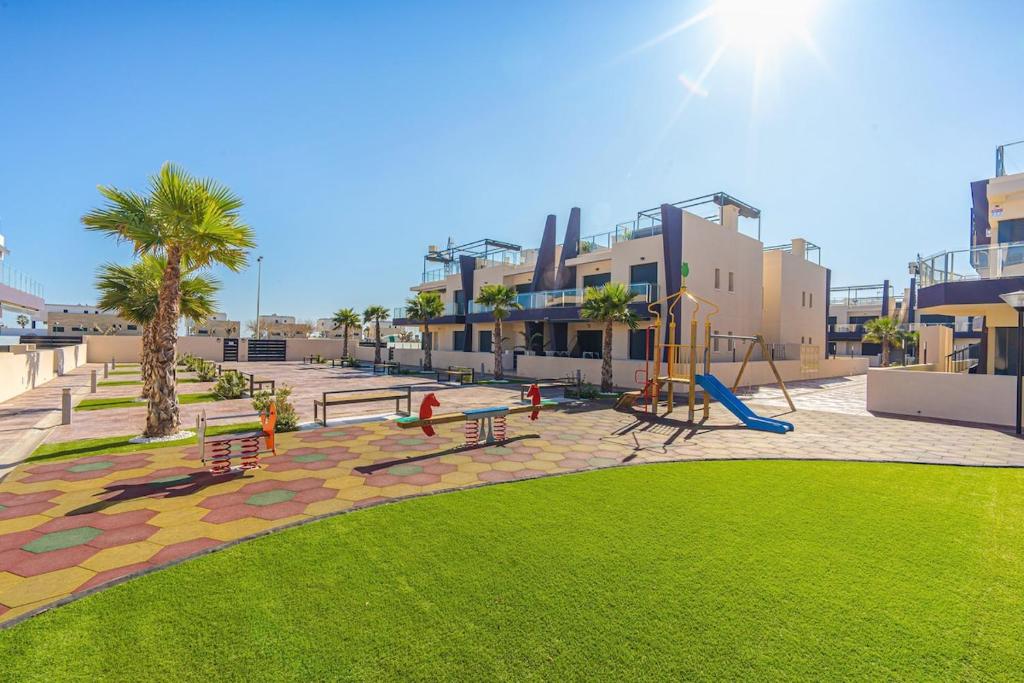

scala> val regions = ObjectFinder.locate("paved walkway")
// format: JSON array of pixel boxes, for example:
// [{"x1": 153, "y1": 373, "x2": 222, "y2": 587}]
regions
[
  {"x1": 38, "y1": 362, "x2": 536, "y2": 444},
  {"x1": 0, "y1": 386, "x2": 1021, "y2": 626},
  {"x1": 0, "y1": 365, "x2": 98, "y2": 476}
]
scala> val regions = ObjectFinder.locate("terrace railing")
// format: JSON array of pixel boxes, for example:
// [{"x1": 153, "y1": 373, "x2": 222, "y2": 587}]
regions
[
  {"x1": 917, "y1": 241, "x2": 1024, "y2": 287},
  {"x1": 393, "y1": 302, "x2": 466, "y2": 320},
  {"x1": 468, "y1": 282, "x2": 658, "y2": 315},
  {"x1": 0, "y1": 262, "x2": 44, "y2": 298}
]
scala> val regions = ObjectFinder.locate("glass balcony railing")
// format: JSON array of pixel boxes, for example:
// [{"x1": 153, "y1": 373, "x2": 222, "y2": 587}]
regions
[
  {"x1": 393, "y1": 302, "x2": 466, "y2": 320},
  {"x1": 468, "y1": 282, "x2": 658, "y2": 315},
  {"x1": 577, "y1": 224, "x2": 663, "y2": 255},
  {"x1": 0, "y1": 262, "x2": 44, "y2": 298},
  {"x1": 828, "y1": 321, "x2": 981, "y2": 336},
  {"x1": 917, "y1": 241, "x2": 1024, "y2": 287}
]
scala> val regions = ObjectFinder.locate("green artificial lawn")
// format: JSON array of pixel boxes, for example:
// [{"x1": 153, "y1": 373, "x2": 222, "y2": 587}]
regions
[
  {"x1": 74, "y1": 392, "x2": 218, "y2": 411},
  {"x1": 1, "y1": 460, "x2": 1021, "y2": 680},
  {"x1": 27, "y1": 422, "x2": 262, "y2": 463},
  {"x1": 97, "y1": 378, "x2": 202, "y2": 387},
  {"x1": 107, "y1": 370, "x2": 141, "y2": 376}
]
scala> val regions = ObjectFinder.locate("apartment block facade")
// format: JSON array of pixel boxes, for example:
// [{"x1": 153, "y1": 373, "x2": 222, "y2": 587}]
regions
[{"x1": 394, "y1": 193, "x2": 828, "y2": 369}]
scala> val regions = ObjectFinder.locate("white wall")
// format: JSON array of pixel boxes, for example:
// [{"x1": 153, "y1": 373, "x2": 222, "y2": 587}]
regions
[
  {"x1": 516, "y1": 354, "x2": 868, "y2": 389},
  {"x1": 0, "y1": 343, "x2": 87, "y2": 403},
  {"x1": 867, "y1": 367, "x2": 1019, "y2": 427}
]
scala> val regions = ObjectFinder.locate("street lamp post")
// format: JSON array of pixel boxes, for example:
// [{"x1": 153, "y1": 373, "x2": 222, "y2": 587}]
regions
[
  {"x1": 999, "y1": 290, "x2": 1024, "y2": 436},
  {"x1": 255, "y1": 256, "x2": 264, "y2": 340}
]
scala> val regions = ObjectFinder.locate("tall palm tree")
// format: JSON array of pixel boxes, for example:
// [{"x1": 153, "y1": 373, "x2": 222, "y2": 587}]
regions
[
  {"x1": 331, "y1": 307, "x2": 361, "y2": 358},
  {"x1": 862, "y1": 316, "x2": 906, "y2": 367},
  {"x1": 581, "y1": 283, "x2": 639, "y2": 391},
  {"x1": 95, "y1": 256, "x2": 219, "y2": 401},
  {"x1": 474, "y1": 284, "x2": 522, "y2": 380},
  {"x1": 363, "y1": 305, "x2": 390, "y2": 364},
  {"x1": 404, "y1": 291, "x2": 444, "y2": 370},
  {"x1": 83, "y1": 163, "x2": 255, "y2": 436}
]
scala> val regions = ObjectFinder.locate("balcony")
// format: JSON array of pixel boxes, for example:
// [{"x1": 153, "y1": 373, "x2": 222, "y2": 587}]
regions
[
  {"x1": 467, "y1": 283, "x2": 657, "y2": 319},
  {"x1": 0, "y1": 261, "x2": 45, "y2": 317},
  {"x1": 392, "y1": 302, "x2": 466, "y2": 325},
  {"x1": 916, "y1": 241, "x2": 1024, "y2": 309},
  {"x1": 917, "y1": 242, "x2": 1024, "y2": 286},
  {"x1": 829, "y1": 284, "x2": 898, "y2": 308}
]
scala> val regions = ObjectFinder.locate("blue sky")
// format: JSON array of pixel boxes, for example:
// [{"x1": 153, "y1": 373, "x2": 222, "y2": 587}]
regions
[{"x1": 2, "y1": 0, "x2": 1023, "y2": 325}]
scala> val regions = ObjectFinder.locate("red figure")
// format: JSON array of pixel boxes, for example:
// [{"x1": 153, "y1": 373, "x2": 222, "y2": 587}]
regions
[
  {"x1": 418, "y1": 392, "x2": 441, "y2": 436},
  {"x1": 526, "y1": 383, "x2": 541, "y2": 421}
]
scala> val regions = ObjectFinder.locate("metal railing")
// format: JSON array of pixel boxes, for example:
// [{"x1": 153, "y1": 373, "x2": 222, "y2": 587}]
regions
[
  {"x1": 0, "y1": 262, "x2": 44, "y2": 298},
  {"x1": 393, "y1": 302, "x2": 466, "y2": 320},
  {"x1": 829, "y1": 284, "x2": 896, "y2": 307},
  {"x1": 917, "y1": 241, "x2": 1024, "y2": 287},
  {"x1": 468, "y1": 282, "x2": 658, "y2": 314}
]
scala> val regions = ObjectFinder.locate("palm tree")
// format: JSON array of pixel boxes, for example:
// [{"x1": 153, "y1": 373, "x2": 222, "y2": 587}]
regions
[
  {"x1": 862, "y1": 316, "x2": 907, "y2": 367},
  {"x1": 83, "y1": 163, "x2": 254, "y2": 437},
  {"x1": 581, "y1": 283, "x2": 639, "y2": 391},
  {"x1": 331, "y1": 307, "x2": 361, "y2": 358},
  {"x1": 474, "y1": 284, "x2": 522, "y2": 380},
  {"x1": 404, "y1": 291, "x2": 444, "y2": 370},
  {"x1": 96, "y1": 256, "x2": 219, "y2": 401},
  {"x1": 15, "y1": 314, "x2": 29, "y2": 329},
  {"x1": 363, "y1": 305, "x2": 390, "y2": 364}
]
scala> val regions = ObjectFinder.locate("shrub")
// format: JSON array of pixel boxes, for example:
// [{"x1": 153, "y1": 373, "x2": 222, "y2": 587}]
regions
[
  {"x1": 213, "y1": 371, "x2": 246, "y2": 400},
  {"x1": 252, "y1": 386, "x2": 299, "y2": 432},
  {"x1": 565, "y1": 383, "x2": 600, "y2": 400},
  {"x1": 196, "y1": 362, "x2": 218, "y2": 382}
]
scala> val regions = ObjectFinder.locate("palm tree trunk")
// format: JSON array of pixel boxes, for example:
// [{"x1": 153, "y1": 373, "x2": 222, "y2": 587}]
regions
[
  {"x1": 145, "y1": 246, "x2": 182, "y2": 437},
  {"x1": 882, "y1": 340, "x2": 890, "y2": 367},
  {"x1": 342, "y1": 325, "x2": 350, "y2": 359},
  {"x1": 374, "y1": 320, "x2": 382, "y2": 364},
  {"x1": 423, "y1": 322, "x2": 432, "y2": 370},
  {"x1": 141, "y1": 322, "x2": 155, "y2": 401},
  {"x1": 601, "y1": 321, "x2": 614, "y2": 392},
  {"x1": 493, "y1": 319, "x2": 503, "y2": 380}
]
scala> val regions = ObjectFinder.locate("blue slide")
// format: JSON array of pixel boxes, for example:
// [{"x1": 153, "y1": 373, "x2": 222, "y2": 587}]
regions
[{"x1": 694, "y1": 374, "x2": 795, "y2": 434}]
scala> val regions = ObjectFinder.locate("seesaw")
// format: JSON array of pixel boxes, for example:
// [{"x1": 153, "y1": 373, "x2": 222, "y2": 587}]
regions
[{"x1": 395, "y1": 383, "x2": 556, "y2": 446}]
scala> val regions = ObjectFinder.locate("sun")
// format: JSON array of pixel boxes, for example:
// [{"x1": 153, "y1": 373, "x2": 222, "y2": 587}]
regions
[{"x1": 713, "y1": 0, "x2": 820, "y2": 54}]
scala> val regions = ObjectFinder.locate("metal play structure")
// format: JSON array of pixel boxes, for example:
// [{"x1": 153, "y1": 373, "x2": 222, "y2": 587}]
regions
[
  {"x1": 619, "y1": 264, "x2": 795, "y2": 433},
  {"x1": 197, "y1": 403, "x2": 277, "y2": 475},
  {"x1": 396, "y1": 384, "x2": 556, "y2": 446}
]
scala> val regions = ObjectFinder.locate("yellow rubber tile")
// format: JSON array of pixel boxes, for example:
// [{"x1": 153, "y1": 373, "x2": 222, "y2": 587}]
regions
[
  {"x1": 0, "y1": 514, "x2": 51, "y2": 535},
  {"x1": 0, "y1": 567, "x2": 95, "y2": 608},
  {"x1": 82, "y1": 541, "x2": 162, "y2": 573}
]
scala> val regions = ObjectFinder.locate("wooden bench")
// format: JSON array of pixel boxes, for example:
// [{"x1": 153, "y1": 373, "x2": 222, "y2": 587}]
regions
[
  {"x1": 436, "y1": 366, "x2": 475, "y2": 385},
  {"x1": 372, "y1": 362, "x2": 400, "y2": 375},
  {"x1": 313, "y1": 386, "x2": 412, "y2": 426},
  {"x1": 330, "y1": 358, "x2": 361, "y2": 368},
  {"x1": 520, "y1": 378, "x2": 576, "y2": 401}
]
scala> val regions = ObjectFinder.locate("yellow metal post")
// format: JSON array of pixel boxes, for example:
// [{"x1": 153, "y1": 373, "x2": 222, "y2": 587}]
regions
[
  {"x1": 702, "y1": 322, "x2": 711, "y2": 420},
  {"x1": 688, "y1": 319, "x2": 697, "y2": 422}
]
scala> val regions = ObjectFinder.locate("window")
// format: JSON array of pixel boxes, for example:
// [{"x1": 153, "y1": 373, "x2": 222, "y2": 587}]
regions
[
  {"x1": 714, "y1": 268, "x2": 721, "y2": 289},
  {"x1": 52, "y1": 326, "x2": 64, "y2": 332},
  {"x1": 127, "y1": 325, "x2": 137, "y2": 331},
  {"x1": 478, "y1": 330, "x2": 492, "y2": 353},
  {"x1": 453, "y1": 330, "x2": 466, "y2": 351},
  {"x1": 802, "y1": 291, "x2": 806, "y2": 307},
  {"x1": 802, "y1": 336, "x2": 806, "y2": 344},
  {"x1": 713, "y1": 330, "x2": 720, "y2": 352},
  {"x1": 515, "y1": 283, "x2": 532, "y2": 294},
  {"x1": 728, "y1": 272, "x2": 734, "y2": 292},
  {"x1": 453, "y1": 290, "x2": 466, "y2": 315},
  {"x1": 628, "y1": 329, "x2": 653, "y2": 360},
  {"x1": 809, "y1": 293, "x2": 813, "y2": 308},
  {"x1": 727, "y1": 332, "x2": 734, "y2": 352},
  {"x1": 808, "y1": 337, "x2": 812, "y2": 345},
  {"x1": 582, "y1": 272, "x2": 611, "y2": 289},
  {"x1": 630, "y1": 263, "x2": 658, "y2": 288}
]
